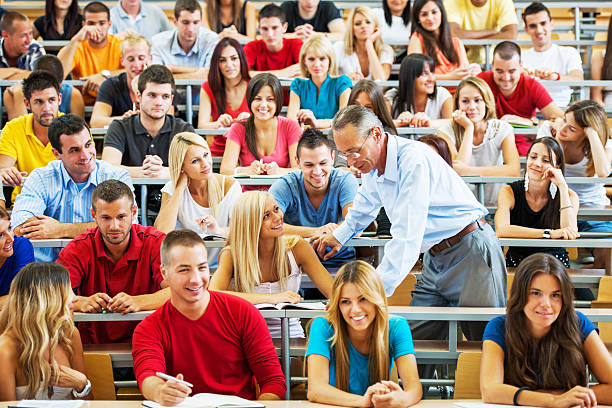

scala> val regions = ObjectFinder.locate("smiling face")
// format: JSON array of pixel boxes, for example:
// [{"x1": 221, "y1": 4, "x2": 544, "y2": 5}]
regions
[
  {"x1": 52, "y1": 127, "x2": 97, "y2": 182},
  {"x1": 121, "y1": 41, "x2": 151, "y2": 82},
  {"x1": 259, "y1": 195, "x2": 284, "y2": 239},
  {"x1": 492, "y1": 53, "x2": 521, "y2": 95},
  {"x1": 415, "y1": 63, "x2": 435, "y2": 95},
  {"x1": 92, "y1": 196, "x2": 136, "y2": 246},
  {"x1": 297, "y1": 144, "x2": 333, "y2": 191},
  {"x1": 352, "y1": 13, "x2": 374, "y2": 41},
  {"x1": 526, "y1": 142, "x2": 557, "y2": 182},
  {"x1": 162, "y1": 243, "x2": 210, "y2": 307},
  {"x1": 0, "y1": 219, "x2": 14, "y2": 260},
  {"x1": 250, "y1": 85, "x2": 277, "y2": 121},
  {"x1": 2, "y1": 19, "x2": 34, "y2": 57},
  {"x1": 339, "y1": 282, "x2": 376, "y2": 334},
  {"x1": 182, "y1": 144, "x2": 213, "y2": 181},
  {"x1": 218, "y1": 45, "x2": 241, "y2": 81},
  {"x1": 304, "y1": 49, "x2": 330, "y2": 78},
  {"x1": 458, "y1": 84, "x2": 486, "y2": 123},
  {"x1": 524, "y1": 10, "x2": 553, "y2": 49},
  {"x1": 418, "y1": 1, "x2": 442, "y2": 34},
  {"x1": 523, "y1": 273, "x2": 562, "y2": 338}
]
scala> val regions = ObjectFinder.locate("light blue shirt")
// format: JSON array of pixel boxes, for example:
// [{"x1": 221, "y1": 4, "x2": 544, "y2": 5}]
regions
[
  {"x1": 289, "y1": 75, "x2": 352, "y2": 120},
  {"x1": 12, "y1": 159, "x2": 134, "y2": 263},
  {"x1": 332, "y1": 134, "x2": 488, "y2": 295},
  {"x1": 109, "y1": 2, "x2": 173, "y2": 41},
  {"x1": 151, "y1": 27, "x2": 219, "y2": 69}
]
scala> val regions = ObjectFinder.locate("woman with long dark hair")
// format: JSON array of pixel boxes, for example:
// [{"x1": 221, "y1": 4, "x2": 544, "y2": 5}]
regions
[
  {"x1": 220, "y1": 73, "x2": 301, "y2": 176},
  {"x1": 372, "y1": 0, "x2": 411, "y2": 61},
  {"x1": 202, "y1": 0, "x2": 256, "y2": 40},
  {"x1": 348, "y1": 79, "x2": 397, "y2": 135},
  {"x1": 407, "y1": 0, "x2": 477, "y2": 80},
  {"x1": 591, "y1": 14, "x2": 612, "y2": 107},
  {"x1": 387, "y1": 53, "x2": 452, "y2": 128},
  {"x1": 33, "y1": 0, "x2": 83, "y2": 40},
  {"x1": 198, "y1": 38, "x2": 251, "y2": 156},
  {"x1": 481, "y1": 253, "x2": 612, "y2": 406}
]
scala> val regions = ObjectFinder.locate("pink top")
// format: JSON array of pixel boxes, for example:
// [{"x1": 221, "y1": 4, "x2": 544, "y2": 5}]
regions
[
  {"x1": 202, "y1": 81, "x2": 250, "y2": 156},
  {"x1": 226, "y1": 116, "x2": 302, "y2": 169}
]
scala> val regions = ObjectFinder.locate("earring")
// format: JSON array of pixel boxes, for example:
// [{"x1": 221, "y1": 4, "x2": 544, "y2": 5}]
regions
[
  {"x1": 549, "y1": 182, "x2": 557, "y2": 199},
  {"x1": 524, "y1": 176, "x2": 529, "y2": 192}
]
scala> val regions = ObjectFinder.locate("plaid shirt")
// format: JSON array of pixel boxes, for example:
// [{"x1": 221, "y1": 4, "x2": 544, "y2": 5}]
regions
[{"x1": 0, "y1": 38, "x2": 45, "y2": 70}]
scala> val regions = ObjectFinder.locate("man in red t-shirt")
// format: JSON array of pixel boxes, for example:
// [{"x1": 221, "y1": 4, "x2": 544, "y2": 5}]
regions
[
  {"x1": 477, "y1": 41, "x2": 563, "y2": 155},
  {"x1": 57, "y1": 179, "x2": 168, "y2": 344},
  {"x1": 133, "y1": 229, "x2": 286, "y2": 406},
  {"x1": 244, "y1": 4, "x2": 302, "y2": 78}
]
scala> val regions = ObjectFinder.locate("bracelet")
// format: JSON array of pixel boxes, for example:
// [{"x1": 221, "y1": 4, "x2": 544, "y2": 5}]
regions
[
  {"x1": 559, "y1": 205, "x2": 573, "y2": 211},
  {"x1": 554, "y1": 72, "x2": 561, "y2": 81},
  {"x1": 513, "y1": 386, "x2": 530, "y2": 406}
]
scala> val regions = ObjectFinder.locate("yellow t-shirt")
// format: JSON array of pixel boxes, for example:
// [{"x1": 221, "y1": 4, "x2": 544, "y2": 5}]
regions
[
  {"x1": 443, "y1": 0, "x2": 518, "y2": 64},
  {"x1": 72, "y1": 34, "x2": 123, "y2": 104},
  {"x1": 0, "y1": 113, "x2": 61, "y2": 201}
]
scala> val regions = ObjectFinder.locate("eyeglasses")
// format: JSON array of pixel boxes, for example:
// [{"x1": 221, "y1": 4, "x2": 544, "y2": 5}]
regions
[{"x1": 337, "y1": 130, "x2": 372, "y2": 162}]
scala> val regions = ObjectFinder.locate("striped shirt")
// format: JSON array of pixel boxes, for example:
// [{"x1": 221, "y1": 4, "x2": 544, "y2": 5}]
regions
[{"x1": 12, "y1": 159, "x2": 133, "y2": 262}]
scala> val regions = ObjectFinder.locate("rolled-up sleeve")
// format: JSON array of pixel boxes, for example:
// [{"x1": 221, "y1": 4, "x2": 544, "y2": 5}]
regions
[{"x1": 11, "y1": 170, "x2": 48, "y2": 228}]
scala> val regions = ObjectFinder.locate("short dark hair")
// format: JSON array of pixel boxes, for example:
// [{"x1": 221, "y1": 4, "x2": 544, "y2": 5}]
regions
[
  {"x1": 160, "y1": 229, "x2": 206, "y2": 266},
  {"x1": 48, "y1": 114, "x2": 90, "y2": 153},
  {"x1": 83, "y1": 1, "x2": 110, "y2": 20},
  {"x1": 91, "y1": 180, "x2": 134, "y2": 211},
  {"x1": 0, "y1": 11, "x2": 28, "y2": 34},
  {"x1": 137, "y1": 64, "x2": 175, "y2": 95},
  {"x1": 522, "y1": 2, "x2": 551, "y2": 25},
  {"x1": 493, "y1": 41, "x2": 521, "y2": 61},
  {"x1": 174, "y1": 0, "x2": 202, "y2": 20},
  {"x1": 296, "y1": 128, "x2": 333, "y2": 159},
  {"x1": 33, "y1": 55, "x2": 64, "y2": 84},
  {"x1": 258, "y1": 4, "x2": 286, "y2": 24},
  {"x1": 23, "y1": 70, "x2": 60, "y2": 102}
]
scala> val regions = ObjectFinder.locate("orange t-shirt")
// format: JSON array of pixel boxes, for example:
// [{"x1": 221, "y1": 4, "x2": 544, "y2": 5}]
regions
[
  {"x1": 413, "y1": 33, "x2": 468, "y2": 75},
  {"x1": 72, "y1": 34, "x2": 122, "y2": 103}
]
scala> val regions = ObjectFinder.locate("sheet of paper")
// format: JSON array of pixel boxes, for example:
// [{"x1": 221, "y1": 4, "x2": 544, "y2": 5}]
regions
[
  {"x1": 455, "y1": 401, "x2": 542, "y2": 408},
  {"x1": 18, "y1": 401, "x2": 84, "y2": 408}
]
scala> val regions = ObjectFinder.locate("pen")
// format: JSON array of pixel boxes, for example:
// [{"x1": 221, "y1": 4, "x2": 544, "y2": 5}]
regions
[{"x1": 156, "y1": 372, "x2": 193, "y2": 388}]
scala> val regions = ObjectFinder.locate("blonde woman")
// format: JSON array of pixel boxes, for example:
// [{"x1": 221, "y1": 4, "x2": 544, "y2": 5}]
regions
[
  {"x1": 0, "y1": 263, "x2": 90, "y2": 401},
  {"x1": 437, "y1": 76, "x2": 520, "y2": 205},
  {"x1": 154, "y1": 132, "x2": 242, "y2": 267},
  {"x1": 209, "y1": 191, "x2": 333, "y2": 338},
  {"x1": 333, "y1": 6, "x2": 394, "y2": 81},
  {"x1": 306, "y1": 260, "x2": 422, "y2": 407},
  {"x1": 287, "y1": 35, "x2": 352, "y2": 129}
]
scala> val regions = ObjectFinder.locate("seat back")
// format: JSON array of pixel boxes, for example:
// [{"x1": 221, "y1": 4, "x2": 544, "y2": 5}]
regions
[
  {"x1": 387, "y1": 273, "x2": 417, "y2": 306},
  {"x1": 454, "y1": 352, "x2": 482, "y2": 399},
  {"x1": 84, "y1": 353, "x2": 117, "y2": 400},
  {"x1": 592, "y1": 276, "x2": 612, "y2": 341}
]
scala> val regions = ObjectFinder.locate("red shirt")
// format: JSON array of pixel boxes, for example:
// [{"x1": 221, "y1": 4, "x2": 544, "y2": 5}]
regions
[
  {"x1": 132, "y1": 292, "x2": 286, "y2": 399},
  {"x1": 58, "y1": 224, "x2": 165, "y2": 344},
  {"x1": 478, "y1": 71, "x2": 554, "y2": 155},
  {"x1": 244, "y1": 38, "x2": 302, "y2": 71}
]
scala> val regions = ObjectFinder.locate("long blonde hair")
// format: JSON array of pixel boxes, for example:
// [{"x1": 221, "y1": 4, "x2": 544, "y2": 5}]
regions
[
  {"x1": 226, "y1": 191, "x2": 299, "y2": 292},
  {"x1": 344, "y1": 6, "x2": 393, "y2": 59},
  {"x1": 451, "y1": 76, "x2": 497, "y2": 149},
  {"x1": 299, "y1": 35, "x2": 338, "y2": 77},
  {"x1": 325, "y1": 260, "x2": 389, "y2": 392},
  {"x1": 168, "y1": 132, "x2": 223, "y2": 217},
  {"x1": 0, "y1": 263, "x2": 75, "y2": 399}
]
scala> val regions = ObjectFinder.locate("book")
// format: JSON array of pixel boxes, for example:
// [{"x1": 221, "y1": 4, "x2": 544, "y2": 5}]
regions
[
  {"x1": 142, "y1": 393, "x2": 264, "y2": 408},
  {"x1": 254, "y1": 301, "x2": 326, "y2": 311}
]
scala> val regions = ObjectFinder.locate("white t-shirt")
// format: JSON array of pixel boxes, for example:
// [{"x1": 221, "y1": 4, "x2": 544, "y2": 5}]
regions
[
  {"x1": 372, "y1": 8, "x2": 411, "y2": 46},
  {"x1": 522, "y1": 44, "x2": 583, "y2": 108},
  {"x1": 333, "y1": 40, "x2": 394, "y2": 79},
  {"x1": 161, "y1": 176, "x2": 242, "y2": 265},
  {"x1": 384, "y1": 86, "x2": 452, "y2": 120},
  {"x1": 439, "y1": 118, "x2": 513, "y2": 205}
]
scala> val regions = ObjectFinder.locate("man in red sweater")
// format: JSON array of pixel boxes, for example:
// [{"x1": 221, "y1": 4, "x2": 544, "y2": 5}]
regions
[{"x1": 132, "y1": 229, "x2": 286, "y2": 406}]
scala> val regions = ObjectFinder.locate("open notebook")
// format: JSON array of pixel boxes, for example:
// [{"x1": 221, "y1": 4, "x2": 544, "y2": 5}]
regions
[
  {"x1": 254, "y1": 301, "x2": 326, "y2": 311},
  {"x1": 142, "y1": 393, "x2": 264, "y2": 408}
]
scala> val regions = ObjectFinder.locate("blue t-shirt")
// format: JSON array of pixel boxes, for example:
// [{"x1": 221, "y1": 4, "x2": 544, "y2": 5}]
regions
[
  {"x1": 59, "y1": 82, "x2": 72, "y2": 114},
  {"x1": 269, "y1": 168, "x2": 358, "y2": 268},
  {"x1": 0, "y1": 236, "x2": 35, "y2": 296},
  {"x1": 289, "y1": 75, "x2": 352, "y2": 120},
  {"x1": 306, "y1": 316, "x2": 415, "y2": 396}
]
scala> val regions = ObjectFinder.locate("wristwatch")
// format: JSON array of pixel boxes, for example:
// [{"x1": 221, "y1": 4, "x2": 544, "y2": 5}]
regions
[
  {"x1": 72, "y1": 379, "x2": 91, "y2": 398},
  {"x1": 543, "y1": 229, "x2": 552, "y2": 239},
  {"x1": 100, "y1": 70, "x2": 111, "y2": 79}
]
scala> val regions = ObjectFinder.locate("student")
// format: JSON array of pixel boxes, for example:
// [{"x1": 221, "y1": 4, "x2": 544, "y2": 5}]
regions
[
  {"x1": 348, "y1": 80, "x2": 397, "y2": 136},
  {"x1": 306, "y1": 260, "x2": 422, "y2": 407},
  {"x1": 495, "y1": 137, "x2": 579, "y2": 268},
  {"x1": 443, "y1": 0, "x2": 518, "y2": 64},
  {"x1": 408, "y1": 0, "x2": 476, "y2": 80},
  {"x1": 91, "y1": 33, "x2": 152, "y2": 128},
  {"x1": 57, "y1": 1, "x2": 123, "y2": 104},
  {"x1": 372, "y1": 0, "x2": 411, "y2": 60},
  {"x1": 437, "y1": 76, "x2": 520, "y2": 205},
  {"x1": 477, "y1": 41, "x2": 563, "y2": 155},
  {"x1": 33, "y1": 0, "x2": 84, "y2": 41},
  {"x1": 102, "y1": 65, "x2": 194, "y2": 179},
  {"x1": 419, "y1": 134, "x2": 453, "y2": 165},
  {"x1": 480, "y1": 253, "x2": 612, "y2": 406},
  {"x1": 334, "y1": 6, "x2": 393, "y2": 81},
  {"x1": 0, "y1": 12, "x2": 45, "y2": 79},
  {"x1": 58, "y1": 180, "x2": 168, "y2": 345},
  {"x1": 108, "y1": 0, "x2": 173, "y2": 41},
  {"x1": 591, "y1": 14, "x2": 612, "y2": 108},
  {"x1": 539, "y1": 100, "x2": 612, "y2": 270},
  {"x1": 203, "y1": 0, "x2": 256, "y2": 40},
  {"x1": 155, "y1": 132, "x2": 242, "y2": 267},
  {"x1": 280, "y1": 0, "x2": 345, "y2": 41},
  {"x1": 287, "y1": 35, "x2": 352, "y2": 129},
  {"x1": 198, "y1": 37, "x2": 251, "y2": 156},
  {"x1": 269, "y1": 129, "x2": 358, "y2": 268},
  {"x1": 132, "y1": 229, "x2": 286, "y2": 405},
  {"x1": 521, "y1": 2, "x2": 583, "y2": 108},
  {"x1": 0, "y1": 263, "x2": 91, "y2": 401},
  {"x1": 210, "y1": 191, "x2": 333, "y2": 337},
  {"x1": 220, "y1": 73, "x2": 301, "y2": 176},
  {"x1": 0, "y1": 206, "x2": 35, "y2": 305},
  {"x1": 387, "y1": 53, "x2": 453, "y2": 128},
  {"x1": 243, "y1": 4, "x2": 302, "y2": 78}
]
